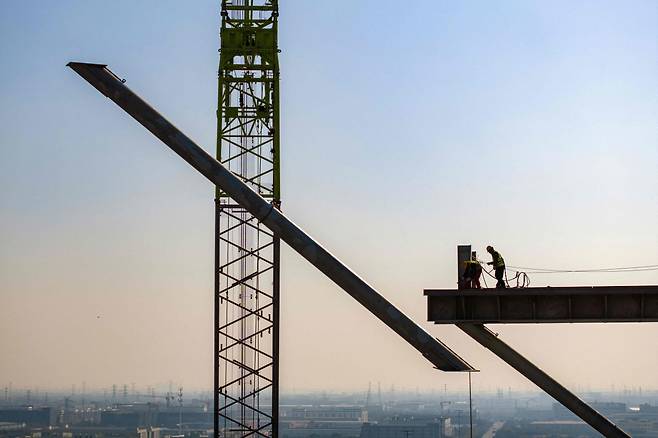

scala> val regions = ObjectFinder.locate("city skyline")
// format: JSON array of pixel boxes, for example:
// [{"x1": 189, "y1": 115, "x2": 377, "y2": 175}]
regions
[{"x1": 1, "y1": 0, "x2": 657, "y2": 396}]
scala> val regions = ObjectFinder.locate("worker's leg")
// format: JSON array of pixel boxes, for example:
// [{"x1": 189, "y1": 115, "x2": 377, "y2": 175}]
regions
[
  {"x1": 495, "y1": 267, "x2": 506, "y2": 289},
  {"x1": 474, "y1": 267, "x2": 482, "y2": 289}
]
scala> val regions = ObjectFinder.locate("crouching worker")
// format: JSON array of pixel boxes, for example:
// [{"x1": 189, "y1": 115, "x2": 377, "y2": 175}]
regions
[{"x1": 460, "y1": 251, "x2": 483, "y2": 290}]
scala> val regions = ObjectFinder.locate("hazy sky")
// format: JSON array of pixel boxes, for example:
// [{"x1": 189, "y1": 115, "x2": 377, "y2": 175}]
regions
[{"x1": 1, "y1": 0, "x2": 657, "y2": 396}]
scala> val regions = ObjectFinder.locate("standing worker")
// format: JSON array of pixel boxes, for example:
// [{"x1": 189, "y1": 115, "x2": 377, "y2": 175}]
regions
[{"x1": 486, "y1": 245, "x2": 506, "y2": 289}]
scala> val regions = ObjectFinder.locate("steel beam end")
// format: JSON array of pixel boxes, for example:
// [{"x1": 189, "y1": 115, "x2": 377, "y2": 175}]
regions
[
  {"x1": 67, "y1": 62, "x2": 126, "y2": 100},
  {"x1": 424, "y1": 340, "x2": 476, "y2": 372},
  {"x1": 67, "y1": 61, "x2": 107, "y2": 69}
]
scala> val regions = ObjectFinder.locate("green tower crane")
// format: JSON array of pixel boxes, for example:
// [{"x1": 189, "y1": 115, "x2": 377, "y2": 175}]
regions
[{"x1": 215, "y1": 1, "x2": 280, "y2": 436}]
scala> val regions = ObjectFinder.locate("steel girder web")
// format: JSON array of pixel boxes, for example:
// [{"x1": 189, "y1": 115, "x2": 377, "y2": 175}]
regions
[{"x1": 67, "y1": 62, "x2": 474, "y2": 375}]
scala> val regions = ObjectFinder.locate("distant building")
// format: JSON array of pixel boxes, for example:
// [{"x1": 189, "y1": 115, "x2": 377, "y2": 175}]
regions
[
  {"x1": 553, "y1": 402, "x2": 627, "y2": 419},
  {"x1": 0, "y1": 421, "x2": 25, "y2": 433},
  {"x1": 639, "y1": 404, "x2": 658, "y2": 414},
  {"x1": 496, "y1": 420, "x2": 597, "y2": 437},
  {"x1": 279, "y1": 405, "x2": 367, "y2": 437},
  {"x1": 100, "y1": 404, "x2": 157, "y2": 428},
  {"x1": 286, "y1": 406, "x2": 365, "y2": 421},
  {"x1": 360, "y1": 421, "x2": 447, "y2": 438},
  {"x1": 137, "y1": 426, "x2": 162, "y2": 438},
  {"x1": 100, "y1": 410, "x2": 142, "y2": 428},
  {"x1": 0, "y1": 407, "x2": 53, "y2": 427},
  {"x1": 155, "y1": 410, "x2": 211, "y2": 428},
  {"x1": 591, "y1": 402, "x2": 628, "y2": 415},
  {"x1": 99, "y1": 404, "x2": 212, "y2": 430}
]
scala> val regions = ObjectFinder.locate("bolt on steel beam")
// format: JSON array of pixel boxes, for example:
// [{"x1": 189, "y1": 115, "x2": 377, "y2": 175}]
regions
[
  {"x1": 67, "y1": 62, "x2": 474, "y2": 373},
  {"x1": 457, "y1": 323, "x2": 630, "y2": 438}
]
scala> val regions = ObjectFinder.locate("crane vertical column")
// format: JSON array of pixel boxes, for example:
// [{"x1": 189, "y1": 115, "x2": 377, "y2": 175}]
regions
[{"x1": 215, "y1": 1, "x2": 280, "y2": 437}]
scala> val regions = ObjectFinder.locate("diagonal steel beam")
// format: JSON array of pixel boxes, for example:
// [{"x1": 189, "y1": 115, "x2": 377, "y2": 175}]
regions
[
  {"x1": 457, "y1": 323, "x2": 629, "y2": 437},
  {"x1": 67, "y1": 62, "x2": 474, "y2": 372}
]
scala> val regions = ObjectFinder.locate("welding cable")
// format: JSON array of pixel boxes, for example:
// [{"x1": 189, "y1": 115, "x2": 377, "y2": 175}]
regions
[
  {"x1": 513, "y1": 271, "x2": 530, "y2": 288},
  {"x1": 480, "y1": 262, "x2": 530, "y2": 289},
  {"x1": 481, "y1": 266, "x2": 496, "y2": 280},
  {"x1": 480, "y1": 267, "x2": 489, "y2": 289},
  {"x1": 480, "y1": 264, "x2": 530, "y2": 289},
  {"x1": 504, "y1": 269, "x2": 530, "y2": 288}
]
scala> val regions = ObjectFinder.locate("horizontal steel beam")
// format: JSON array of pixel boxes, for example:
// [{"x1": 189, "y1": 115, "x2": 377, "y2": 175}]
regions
[
  {"x1": 458, "y1": 324, "x2": 630, "y2": 438},
  {"x1": 68, "y1": 62, "x2": 474, "y2": 372},
  {"x1": 426, "y1": 286, "x2": 658, "y2": 324}
]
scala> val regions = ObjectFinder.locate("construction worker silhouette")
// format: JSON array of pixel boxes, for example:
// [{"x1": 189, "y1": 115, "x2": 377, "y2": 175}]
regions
[
  {"x1": 486, "y1": 245, "x2": 506, "y2": 289},
  {"x1": 460, "y1": 251, "x2": 482, "y2": 289}
]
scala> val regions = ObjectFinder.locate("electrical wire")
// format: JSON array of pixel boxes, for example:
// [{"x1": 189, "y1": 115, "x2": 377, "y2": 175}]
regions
[
  {"x1": 507, "y1": 264, "x2": 658, "y2": 274},
  {"x1": 475, "y1": 262, "x2": 657, "y2": 290}
]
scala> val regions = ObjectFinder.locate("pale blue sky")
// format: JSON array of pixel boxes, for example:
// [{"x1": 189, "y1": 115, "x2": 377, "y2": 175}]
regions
[{"x1": 1, "y1": 1, "x2": 657, "y2": 393}]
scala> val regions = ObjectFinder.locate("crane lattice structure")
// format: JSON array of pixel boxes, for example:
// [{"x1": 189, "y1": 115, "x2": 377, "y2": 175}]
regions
[{"x1": 215, "y1": 1, "x2": 280, "y2": 436}]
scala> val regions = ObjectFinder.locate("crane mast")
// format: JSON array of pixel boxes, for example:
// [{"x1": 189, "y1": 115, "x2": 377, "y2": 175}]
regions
[{"x1": 215, "y1": 1, "x2": 280, "y2": 436}]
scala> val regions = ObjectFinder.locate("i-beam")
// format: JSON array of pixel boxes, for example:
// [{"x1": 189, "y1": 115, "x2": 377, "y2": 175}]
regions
[{"x1": 426, "y1": 286, "x2": 658, "y2": 324}]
